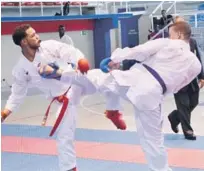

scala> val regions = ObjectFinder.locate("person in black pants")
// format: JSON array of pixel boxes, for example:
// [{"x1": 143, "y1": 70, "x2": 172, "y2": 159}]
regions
[
  {"x1": 168, "y1": 37, "x2": 204, "y2": 140},
  {"x1": 168, "y1": 17, "x2": 204, "y2": 140}
]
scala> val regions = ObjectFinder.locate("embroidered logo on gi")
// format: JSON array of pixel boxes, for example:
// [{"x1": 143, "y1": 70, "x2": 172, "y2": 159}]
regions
[{"x1": 25, "y1": 71, "x2": 31, "y2": 82}]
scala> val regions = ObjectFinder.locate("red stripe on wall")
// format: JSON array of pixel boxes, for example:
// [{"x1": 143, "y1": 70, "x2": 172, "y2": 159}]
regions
[{"x1": 1, "y1": 20, "x2": 94, "y2": 35}]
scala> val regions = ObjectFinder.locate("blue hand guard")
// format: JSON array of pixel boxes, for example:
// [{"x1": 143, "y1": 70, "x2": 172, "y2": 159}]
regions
[
  {"x1": 100, "y1": 58, "x2": 112, "y2": 73},
  {"x1": 40, "y1": 63, "x2": 61, "y2": 80},
  {"x1": 48, "y1": 62, "x2": 59, "y2": 70}
]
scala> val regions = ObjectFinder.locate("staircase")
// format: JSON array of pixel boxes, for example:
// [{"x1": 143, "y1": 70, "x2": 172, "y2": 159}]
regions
[{"x1": 147, "y1": 1, "x2": 204, "y2": 50}]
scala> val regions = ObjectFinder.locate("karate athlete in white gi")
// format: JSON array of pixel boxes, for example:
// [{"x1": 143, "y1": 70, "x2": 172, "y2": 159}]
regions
[
  {"x1": 38, "y1": 22, "x2": 202, "y2": 171},
  {"x1": 59, "y1": 25, "x2": 74, "y2": 46},
  {"x1": 1, "y1": 24, "x2": 125, "y2": 171},
  {"x1": 103, "y1": 22, "x2": 202, "y2": 171}
]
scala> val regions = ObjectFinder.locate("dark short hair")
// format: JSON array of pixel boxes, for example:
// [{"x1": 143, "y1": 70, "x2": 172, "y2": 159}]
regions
[
  {"x1": 59, "y1": 25, "x2": 65, "y2": 29},
  {"x1": 169, "y1": 22, "x2": 191, "y2": 40},
  {"x1": 12, "y1": 24, "x2": 31, "y2": 46}
]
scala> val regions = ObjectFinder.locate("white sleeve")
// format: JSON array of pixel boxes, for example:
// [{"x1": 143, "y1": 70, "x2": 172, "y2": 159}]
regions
[
  {"x1": 111, "y1": 38, "x2": 170, "y2": 63},
  {"x1": 5, "y1": 67, "x2": 28, "y2": 113},
  {"x1": 63, "y1": 35, "x2": 74, "y2": 46},
  {"x1": 53, "y1": 40, "x2": 84, "y2": 66},
  {"x1": 60, "y1": 69, "x2": 78, "y2": 83}
]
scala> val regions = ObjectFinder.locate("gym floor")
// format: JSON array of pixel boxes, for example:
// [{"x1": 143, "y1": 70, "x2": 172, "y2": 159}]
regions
[{"x1": 1, "y1": 88, "x2": 204, "y2": 171}]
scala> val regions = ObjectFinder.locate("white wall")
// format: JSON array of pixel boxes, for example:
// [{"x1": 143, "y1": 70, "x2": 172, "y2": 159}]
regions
[
  {"x1": 1, "y1": 31, "x2": 94, "y2": 84},
  {"x1": 138, "y1": 14, "x2": 151, "y2": 44},
  {"x1": 110, "y1": 28, "x2": 120, "y2": 53}
]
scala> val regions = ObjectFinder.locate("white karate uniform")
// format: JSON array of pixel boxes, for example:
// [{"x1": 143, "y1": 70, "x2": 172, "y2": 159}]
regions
[
  {"x1": 61, "y1": 34, "x2": 74, "y2": 46},
  {"x1": 60, "y1": 69, "x2": 122, "y2": 110},
  {"x1": 106, "y1": 38, "x2": 201, "y2": 171},
  {"x1": 5, "y1": 40, "x2": 86, "y2": 171},
  {"x1": 58, "y1": 38, "x2": 201, "y2": 171}
]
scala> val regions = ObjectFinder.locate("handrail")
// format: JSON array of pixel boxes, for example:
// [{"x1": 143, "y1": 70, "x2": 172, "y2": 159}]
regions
[
  {"x1": 149, "y1": 1, "x2": 166, "y2": 31},
  {"x1": 166, "y1": 1, "x2": 176, "y2": 13},
  {"x1": 150, "y1": 22, "x2": 172, "y2": 40},
  {"x1": 149, "y1": 1, "x2": 177, "y2": 31},
  {"x1": 149, "y1": 1, "x2": 165, "y2": 16},
  {"x1": 150, "y1": 9, "x2": 204, "y2": 40}
]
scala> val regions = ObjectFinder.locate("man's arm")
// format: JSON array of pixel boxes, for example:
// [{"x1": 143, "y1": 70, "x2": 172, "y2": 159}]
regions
[
  {"x1": 2, "y1": 68, "x2": 28, "y2": 122},
  {"x1": 110, "y1": 38, "x2": 170, "y2": 63},
  {"x1": 194, "y1": 39, "x2": 204, "y2": 80}
]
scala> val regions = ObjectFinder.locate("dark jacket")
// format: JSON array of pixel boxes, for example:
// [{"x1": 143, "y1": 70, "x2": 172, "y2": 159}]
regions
[
  {"x1": 180, "y1": 38, "x2": 204, "y2": 92},
  {"x1": 189, "y1": 38, "x2": 204, "y2": 80},
  {"x1": 122, "y1": 59, "x2": 138, "y2": 71}
]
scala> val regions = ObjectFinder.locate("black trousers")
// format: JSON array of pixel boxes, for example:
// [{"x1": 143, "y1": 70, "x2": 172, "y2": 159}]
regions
[{"x1": 169, "y1": 86, "x2": 199, "y2": 134}]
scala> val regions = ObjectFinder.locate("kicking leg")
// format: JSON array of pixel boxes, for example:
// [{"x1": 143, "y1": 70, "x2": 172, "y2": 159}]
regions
[
  {"x1": 38, "y1": 63, "x2": 97, "y2": 95},
  {"x1": 98, "y1": 74, "x2": 129, "y2": 130},
  {"x1": 39, "y1": 64, "x2": 127, "y2": 129},
  {"x1": 103, "y1": 90, "x2": 126, "y2": 130}
]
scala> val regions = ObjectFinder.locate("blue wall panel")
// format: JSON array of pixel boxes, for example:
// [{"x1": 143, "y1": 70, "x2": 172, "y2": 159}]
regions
[
  {"x1": 120, "y1": 15, "x2": 141, "y2": 48},
  {"x1": 93, "y1": 18, "x2": 114, "y2": 68}
]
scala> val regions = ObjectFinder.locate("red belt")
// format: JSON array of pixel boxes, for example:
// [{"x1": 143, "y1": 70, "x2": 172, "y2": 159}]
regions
[{"x1": 42, "y1": 87, "x2": 71, "y2": 136}]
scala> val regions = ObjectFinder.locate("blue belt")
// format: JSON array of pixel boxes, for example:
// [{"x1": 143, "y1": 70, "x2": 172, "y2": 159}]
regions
[{"x1": 142, "y1": 64, "x2": 167, "y2": 94}]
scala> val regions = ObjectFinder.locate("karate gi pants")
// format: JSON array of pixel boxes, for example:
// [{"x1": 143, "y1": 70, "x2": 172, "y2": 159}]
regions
[
  {"x1": 55, "y1": 76, "x2": 121, "y2": 171},
  {"x1": 102, "y1": 69, "x2": 172, "y2": 171}
]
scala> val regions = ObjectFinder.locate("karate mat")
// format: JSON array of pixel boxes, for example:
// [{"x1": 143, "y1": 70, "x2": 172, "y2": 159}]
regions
[{"x1": 1, "y1": 89, "x2": 204, "y2": 171}]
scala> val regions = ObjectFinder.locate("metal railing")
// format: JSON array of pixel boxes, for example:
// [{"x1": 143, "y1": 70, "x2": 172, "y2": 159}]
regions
[
  {"x1": 96, "y1": 1, "x2": 147, "y2": 14},
  {"x1": 149, "y1": 0, "x2": 204, "y2": 42},
  {"x1": 149, "y1": 1, "x2": 177, "y2": 32},
  {"x1": 150, "y1": 11, "x2": 204, "y2": 40},
  {"x1": 150, "y1": 22, "x2": 172, "y2": 40},
  {"x1": 1, "y1": 1, "x2": 147, "y2": 16},
  {"x1": 1, "y1": 1, "x2": 99, "y2": 16}
]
